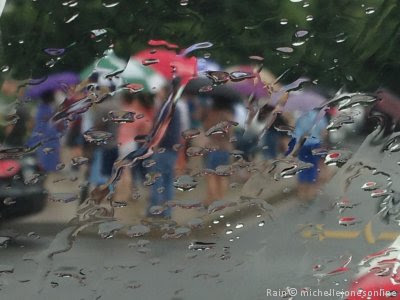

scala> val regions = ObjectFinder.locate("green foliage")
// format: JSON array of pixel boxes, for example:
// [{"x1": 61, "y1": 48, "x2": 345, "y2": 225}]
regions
[{"x1": 0, "y1": 0, "x2": 399, "y2": 92}]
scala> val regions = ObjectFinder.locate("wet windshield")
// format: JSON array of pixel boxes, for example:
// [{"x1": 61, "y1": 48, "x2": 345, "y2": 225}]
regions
[{"x1": 1, "y1": 1, "x2": 400, "y2": 299}]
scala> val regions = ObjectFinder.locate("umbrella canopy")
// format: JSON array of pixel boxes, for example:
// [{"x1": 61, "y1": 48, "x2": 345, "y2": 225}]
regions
[
  {"x1": 197, "y1": 58, "x2": 221, "y2": 73},
  {"x1": 271, "y1": 89, "x2": 327, "y2": 112},
  {"x1": 24, "y1": 72, "x2": 80, "y2": 99},
  {"x1": 184, "y1": 77, "x2": 242, "y2": 112},
  {"x1": 226, "y1": 66, "x2": 277, "y2": 100},
  {"x1": 80, "y1": 50, "x2": 126, "y2": 88},
  {"x1": 134, "y1": 48, "x2": 197, "y2": 85},
  {"x1": 120, "y1": 58, "x2": 166, "y2": 93},
  {"x1": 80, "y1": 50, "x2": 166, "y2": 93}
]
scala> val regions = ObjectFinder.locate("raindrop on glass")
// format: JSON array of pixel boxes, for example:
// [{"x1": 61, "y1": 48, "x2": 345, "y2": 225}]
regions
[
  {"x1": 365, "y1": 7, "x2": 375, "y2": 14},
  {"x1": 280, "y1": 18, "x2": 288, "y2": 25},
  {"x1": 102, "y1": 1, "x2": 119, "y2": 8},
  {"x1": 65, "y1": 12, "x2": 79, "y2": 23}
]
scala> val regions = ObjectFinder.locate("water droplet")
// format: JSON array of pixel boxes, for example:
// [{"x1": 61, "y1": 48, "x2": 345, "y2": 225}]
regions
[
  {"x1": 48, "y1": 193, "x2": 79, "y2": 203},
  {"x1": 361, "y1": 181, "x2": 379, "y2": 191},
  {"x1": 3, "y1": 197, "x2": 16, "y2": 206},
  {"x1": 181, "y1": 42, "x2": 213, "y2": 56},
  {"x1": 125, "y1": 280, "x2": 142, "y2": 289},
  {"x1": 280, "y1": 18, "x2": 288, "y2": 25},
  {"x1": 56, "y1": 163, "x2": 65, "y2": 171},
  {"x1": 338, "y1": 217, "x2": 360, "y2": 226},
  {"x1": 249, "y1": 55, "x2": 264, "y2": 61},
  {"x1": 112, "y1": 200, "x2": 127, "y2": 208},
  {"x1": 370, "y1": 189, "x2": 391, "y2": 198},
  {"x1": 65, "y1": 12, "x2": 79, "y2": 23},
  {"x1": 148, "y1": 39, "x2": 179, "y2": 49},
  {"x1": 205, "y1": 120, "x2": 238, "y2": 136},
  {"x1": 336, "y1": 33, "x2": 347, "y2": 43},
  {"x1": 327, "y1": 112, "x2": 358, "y2": 131},
  {"x1": 205, "y1": 71, "x2": 230, "y2": 85},
  {"x1": 24, "y1": 173, "x2": 41, "y2": 185},
  {"x1": 199, "y1": 85, "x2": 213, "y2": 93},
  {"x1": 44, "y1": 48, "x2": 65, "y2": 56},
  {"x1": 383, "y1": 135, "x2": 400, "y2": 152},
  {"x1": 173, "y1": 175, "x2": 198, "y2": 191},
  {"x1": 102, "y1": 1, "x2": 119, "y2": 8},
  {"x1": 90, "y1": 28, "x2": 107, "y2": 39},
  {"x1": 1, "y1": 65, "x2": 10, "y2": 72},
  {"x1": 229, "y1": 71, "x2": 255, "y2": 82},
  {"x1": 182, "y1": 128, "x2": 201, "y2": 140},
  {"x1": 187, "y1": 218, "x2": 204, "y2": 229},
  {"x1": 324, "y1": 150, "x2": 352, "y2": 167},
  {"x1": 71, "y1": 156, "x2": 89, "y2": 166},
  {"x1": 149, "y1": 205, "x2": 166, "y2": 215},
  {"x1": 126, "y1": 224, "x2": 150, "y2": 237},
  {"x1": 142, "y1": 58, "x2": 160, "y2": 66},
  {"x1": 98, "y1": 221, "x2": 124, "y2": 239},
  {"x1": 62, "y1": 0, "x2": 78, "y2": 6},
  {"x1": 162, "y1": 227, "x2": 191, "y2": 239},
  {"x1": 186, "y1": 146, "x2": 204, "y2": 157},
  {"x1": 226, "y1": 229, "x2": 233, "y2": 235},
  {"x1": 83, "y1": 130, "x2": 113, "y2": 145},
  {"x1": 365, "y1": 7, "x2": 375, "y2": 14},
  {"x1": 306, "y1": 15, "x2": 314, "y2": 21},
  {"x1": 0, "y1": 265, "x2": 14, "y2": 273},
  {"x1": 0, "y1": 237, "x2": 10, "y2": 248},
  {"x1": 235, "y1": 223, "x2": 244, "y2": 229},
  {"x1": 208, "y1": 200, "x2": 237, "y2": 214},
  {"x1": 142, "y1": 159, "x2": 156, "y2": 168},
  {"x1": 149, "y1": 258, "x2": 160, "y2": 265},
  {"x1": 180, "y1": 0, "x2": 189, "y2": 6},
  {"x1": 27, "y1": 231, "x2": 40, "y2": 239},
  {"x1": 258, "y1": 221, "x2": 265, "y2": 227},
  {"x1": 295, "y1": 30, "x2": 309, "y2": 38},
  {"x1": 276, "y1": 47, "x2": 294, "y2": 53}
]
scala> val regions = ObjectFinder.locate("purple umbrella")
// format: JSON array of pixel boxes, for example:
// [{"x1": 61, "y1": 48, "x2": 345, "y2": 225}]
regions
[
  {"x1": 270, "y1": 89, "x2": 326, "y2": 112},
  {"x1": 24, "y1": 72, "x2": 80, "y2": 99},
  {"x1": 227, "y1": 66, "x2": 270, "y2": 100}
]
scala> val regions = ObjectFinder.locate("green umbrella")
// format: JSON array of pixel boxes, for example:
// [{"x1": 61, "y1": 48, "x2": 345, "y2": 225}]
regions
[{"x1": 80, "y1": 50, "x2": 166, "y2": 93}]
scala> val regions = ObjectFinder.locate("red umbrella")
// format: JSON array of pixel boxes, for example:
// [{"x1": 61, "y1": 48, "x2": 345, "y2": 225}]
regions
[{"x1": 134, "y1": 48, "x2": 197, "y2": 85}]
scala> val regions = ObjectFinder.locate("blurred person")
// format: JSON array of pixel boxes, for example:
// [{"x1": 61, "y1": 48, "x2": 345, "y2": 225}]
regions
[
  {"x1": 117, "y1": 90, "x2": 154, "y2": 184},
  {"x1": 175, "y1": 88, "x2": 201, "y2": 174},
  {"x1": 26, "y1": 91, "x2": 62, "y2": 172},
  {"x1": 259, "y1": 105, "x2": 291, "y2": 160},
  {"x1": 202, "y1": 96, "x2": 234, "y2": 206},
  {"x1": 147, "y1": 86, "x2": 181, "y2": 218},
  {"x1": 73, "y1": 73, "x2": 120, "y2": 201},
  {"x1": 286, "y1": 109, "x2": 328, "y2": 201}
]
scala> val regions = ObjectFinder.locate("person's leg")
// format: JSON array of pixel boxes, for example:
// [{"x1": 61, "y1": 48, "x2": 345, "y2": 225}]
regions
[
  {"x1": 216, "y1": 176, "x2": 229, "y2": 200},
  {"x1": 161, "y1": 151, "x2": 177, "y2": 217},
  {"x1": 101, "y1": 147, "x2": 118, "y2": 178},
  {"x1": 148, "y1": 151, "x2": 177, "y2": 217},
  {"x1": 262, "y1": 130, "x2": 278, "y2": 159},
  {"x1": 205, "y1": 175, "x2": 220, "y2": 206},
  {"x1": 297, "y1": 144, "x2": 320, "y2": 202}
]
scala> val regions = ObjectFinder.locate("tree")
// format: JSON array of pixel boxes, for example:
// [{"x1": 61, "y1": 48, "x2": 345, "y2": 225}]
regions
[{"x1": 0, "y1": 0, "x2": 399, "y2": 92}]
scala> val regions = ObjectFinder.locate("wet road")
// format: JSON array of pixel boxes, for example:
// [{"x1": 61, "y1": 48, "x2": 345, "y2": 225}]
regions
[
  {"x1": 1, "y1": 132, "x2": 400, "y2": 300},
  {"x1": 1, "y1": 190, "x2": 399, "y2": 300}
]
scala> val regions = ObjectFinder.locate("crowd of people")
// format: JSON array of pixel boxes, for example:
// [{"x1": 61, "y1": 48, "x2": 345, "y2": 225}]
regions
[{"x1": 0, "y1": 49, "x2": 338, "y2": 218}]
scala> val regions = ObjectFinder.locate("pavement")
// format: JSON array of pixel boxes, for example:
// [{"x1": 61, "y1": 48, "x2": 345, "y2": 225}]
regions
[{"x1": 2, "y1": 132, "x2": 400, "y2": 300}]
